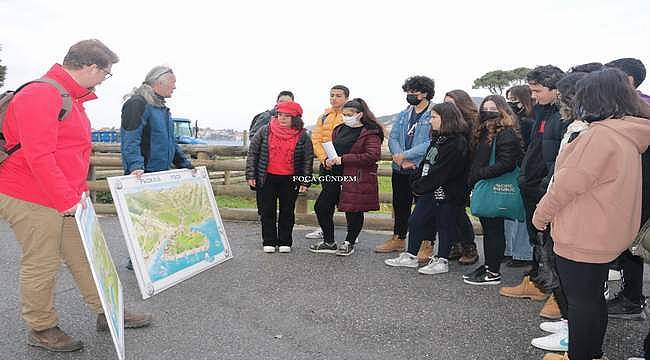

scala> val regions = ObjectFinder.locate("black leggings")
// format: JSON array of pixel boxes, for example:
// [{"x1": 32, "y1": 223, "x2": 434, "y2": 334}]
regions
[
  {"x1": 314, "y1": 180, "x2": 341, "y2": 244},
  {"x1": 556, "y1": 255, "x2": 608, "y2": 360},
  {"x1": 314, "y1": 180, "x2": 364, "y2": 244},
  {"x1": 478, "y1": 217, "x2": 505, "y2": 273},
  {"x1": 345, "y1": 212, "x2": 364, "y2": 244}
]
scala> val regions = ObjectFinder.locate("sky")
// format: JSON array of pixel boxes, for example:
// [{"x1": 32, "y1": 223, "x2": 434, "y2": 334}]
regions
[{"x1": 1, "y1": 0, "x2": 649, "y2": 131}]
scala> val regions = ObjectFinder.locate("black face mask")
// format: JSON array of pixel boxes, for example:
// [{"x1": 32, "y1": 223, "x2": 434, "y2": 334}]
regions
[
  {"x1": 406, "y1": 94, "x2": 421, "y2": 106},
  {"x1": 479, "y1": 110, "x2": 501, "y2": 122},
  {"x1": 508, "y1": 101, "x2": 524, "y2": 114}
]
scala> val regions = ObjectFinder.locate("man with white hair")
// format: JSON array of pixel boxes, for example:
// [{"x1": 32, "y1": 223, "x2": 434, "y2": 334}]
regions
[{"x1": 120, "y1": 66, "x2": 194, "y2": 269}]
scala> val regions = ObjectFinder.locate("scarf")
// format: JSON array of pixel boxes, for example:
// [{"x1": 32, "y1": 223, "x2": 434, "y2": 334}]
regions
[
  {"x1": 267, "y1": 118, "x2": 302, "y2": 175},
  {"x1": 124, "y1": 84, "x2": 166, "y2": 107}
]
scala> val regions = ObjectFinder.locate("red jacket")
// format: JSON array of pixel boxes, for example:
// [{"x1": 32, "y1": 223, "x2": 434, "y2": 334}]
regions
[
  {"x1": 335, "y1": 125, "x2": 382, "y2": 212},
  {"x1": 0, "y1": 64, "x2": 97, "y2": 212}
]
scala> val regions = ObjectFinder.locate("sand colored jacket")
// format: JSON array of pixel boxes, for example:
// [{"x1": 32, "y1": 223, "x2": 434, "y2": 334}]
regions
[{"x1": 533, "y1": 116, "x2": 650, "y2": 263}]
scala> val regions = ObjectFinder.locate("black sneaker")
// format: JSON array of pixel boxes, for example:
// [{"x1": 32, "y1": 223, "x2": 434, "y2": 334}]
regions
[
  {"x1": 309, "y1": 241, "x2": 338, "y2": 254},
  {"x1": 463, "y1": 265, "x2": 487, "y2": 279},
  {"x1": 336, "y1": 241, "x2": 354, "y2": 256},
  {"x1": 464, "y1": 269, "x2": 502, "y2": 285},
  {"x1": 608, "y1": 294, "x2": 647, "y2": 320}
]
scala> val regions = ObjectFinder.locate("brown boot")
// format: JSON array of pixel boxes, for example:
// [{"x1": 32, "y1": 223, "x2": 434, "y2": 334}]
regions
[
  {"x1": 97, "y1": 310, "x2": 153, "y2": 331},
  {"x1": 417, "y1": 240, "x2": 433, "y2": 263},
  {"x1": 374, "y1": 235, "x2": 405, "y2": 253},
  {"x1": 542, "y1": 353, "x2": 569, "y2": 360},
  {"x1": 540, "y1": 295, "x2": 562, "y2": 320},
  {"x1": 499, "y1": 276, "x2": 548, "y2": 301},
  {"x1": 27, "y1": 326, "x2": 84, "y2": 352},
  {"x1": 448, "y1": 243, "x2": 463, "y2": 260},
  {"x1": 458, "y1": 243, "x2": 478, "y2": 265}
]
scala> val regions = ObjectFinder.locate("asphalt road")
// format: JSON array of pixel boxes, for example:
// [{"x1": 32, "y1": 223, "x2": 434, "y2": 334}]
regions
[{"x1": 0, "y1": 217, "x2": 647, "y2": 360}]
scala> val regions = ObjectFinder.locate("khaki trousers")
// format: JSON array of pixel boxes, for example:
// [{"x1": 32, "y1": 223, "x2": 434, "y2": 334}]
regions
[{"x1": 0, "y1": 193, "x2": 103, "y2": 331}]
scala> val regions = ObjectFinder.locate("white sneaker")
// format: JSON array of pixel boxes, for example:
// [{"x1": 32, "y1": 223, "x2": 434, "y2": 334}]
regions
[
  {"x1": 278, "y1": 246, "x2": 291, "y2": 253},
  {"x1": 263, "y1": 246, "x2": 276, "y2": 253},
  {"x1": 384, "y1": 252, "x2": 418, "y2": 268},
  {"x1": 418, "y1": 257, "x2": 449, "y2": 275},
  {"x1": 305, "y1": 229, "x2": 324, "y2": 239},
  {"x1": 540, "y1": 319, "x2": 568, "y2": 333},
  {"x1": 531, "y1": 331, "x2": 569, "y2": 352},
  {"x1": 608, "y1": 269, "x2": 622, "y2": 281}
]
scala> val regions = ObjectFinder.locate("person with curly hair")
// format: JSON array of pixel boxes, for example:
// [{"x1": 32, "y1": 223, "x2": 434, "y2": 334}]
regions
[{"x1": 375, "y1": 76, "x2": 434, "y2": 263}]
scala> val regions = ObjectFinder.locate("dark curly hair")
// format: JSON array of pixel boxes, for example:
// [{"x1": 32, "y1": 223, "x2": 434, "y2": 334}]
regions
[
  {"x1": 526, "y1": 65, "x2": 565, "y2": 90},
  {"x1": 569, "y1": 62, "x2": 604, "y2": 74},
  {"x1": 401, "y1": 76, "x2": 435, "y2": 100}
]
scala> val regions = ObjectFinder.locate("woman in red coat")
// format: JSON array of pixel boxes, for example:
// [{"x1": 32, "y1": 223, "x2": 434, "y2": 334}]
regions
[{"x1": 309, "y1": 98, "x2": 383, "y2": 256}]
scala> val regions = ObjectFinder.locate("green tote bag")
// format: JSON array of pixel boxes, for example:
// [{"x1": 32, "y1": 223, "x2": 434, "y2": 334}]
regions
[{"x1": 470, "y1": 140, "x2": 526, "y2": 222}]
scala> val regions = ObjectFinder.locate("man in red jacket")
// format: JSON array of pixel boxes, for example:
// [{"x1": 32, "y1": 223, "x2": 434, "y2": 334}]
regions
[{"x1": 0, "y1": 39, "x2": 151, "y2": 353}]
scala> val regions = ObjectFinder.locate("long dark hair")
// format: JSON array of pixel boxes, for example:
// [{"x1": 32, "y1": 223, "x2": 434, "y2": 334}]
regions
[
  {"x1": 506, "y1": 85, "x2": 534, "y2": 117},
  {"x1": 431, "y1": 102, "x2": 469, "y2": 138},
  {"x1": 575, "y1": 68, "x2": 641, "y2": 122},
  {"x1": 290, "y1": 116, "x2": 304, "y2": 130},
  {"x1": 473, "y1": 95, "x2": 521, "y2": 148},
  {"x1": 445, "y1": 89, "x2": 479, "y2": 132},
  {"x1": 343, "y1": 98, "x2": 385, "y2": 142}
]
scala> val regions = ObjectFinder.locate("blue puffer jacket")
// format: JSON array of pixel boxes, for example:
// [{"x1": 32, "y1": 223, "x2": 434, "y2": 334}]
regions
[
  {"x1": 388, "y1": 105, "x2": 432, "y2": 174},
  {"x1": 120, "y1": 95, "x2": 192, "y2": 173}
]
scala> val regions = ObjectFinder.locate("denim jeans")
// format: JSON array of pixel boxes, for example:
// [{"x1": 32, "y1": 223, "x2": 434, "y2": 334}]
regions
[{"x1": 504, "y1": 219, "x2": 532, "y2": 261}]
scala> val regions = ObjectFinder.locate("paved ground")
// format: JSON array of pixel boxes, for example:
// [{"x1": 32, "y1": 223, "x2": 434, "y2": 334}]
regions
[{"x1": 1, "y1": 217, "x2": 648, "y2": 360}]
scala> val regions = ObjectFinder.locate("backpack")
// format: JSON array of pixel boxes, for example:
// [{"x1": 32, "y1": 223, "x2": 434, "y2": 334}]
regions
[{"x1": 0, "y1": 77, "x2": 72, "y2": 163}]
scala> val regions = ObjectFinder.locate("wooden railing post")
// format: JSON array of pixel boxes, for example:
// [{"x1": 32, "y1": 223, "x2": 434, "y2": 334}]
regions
[
  {"x1": 295, "y1": 192, "x2": 308, "y2": 214},
  {"x1": 223, "y1": 171, "x2": 231, "y2": 185},
  {"x1": 242, "y1": 130, "x2": 248, "y2": 147},
  {"x1": 87, "y1": 152, "x2": 97, "y2": 204}
]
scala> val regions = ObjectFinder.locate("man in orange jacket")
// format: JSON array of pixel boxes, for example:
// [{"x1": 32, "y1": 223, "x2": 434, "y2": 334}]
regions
[{"x1": 305, "y1": 85, "x2": 349, "y2": 240}]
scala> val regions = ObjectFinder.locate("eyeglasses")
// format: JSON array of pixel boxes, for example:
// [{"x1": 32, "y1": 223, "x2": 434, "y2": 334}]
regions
[{"x1": 100, "y1": 68, "x2": 112, "y2": 80}]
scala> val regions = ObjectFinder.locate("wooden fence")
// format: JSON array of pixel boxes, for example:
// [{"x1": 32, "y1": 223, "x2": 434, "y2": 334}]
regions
[{"x1": 88, "y1": 143, "x2": 482, "y2": 233}]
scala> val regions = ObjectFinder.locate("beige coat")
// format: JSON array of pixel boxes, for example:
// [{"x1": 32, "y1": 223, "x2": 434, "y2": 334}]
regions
[{"x1": 533, "y1": 116, "x2": 650, "y2": 263}]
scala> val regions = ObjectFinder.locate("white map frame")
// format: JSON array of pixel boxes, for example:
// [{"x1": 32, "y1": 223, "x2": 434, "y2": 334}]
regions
[
  {"x1": 75, "y1": 197, "x2": 125, "y2": 360},
  {"x1": 108, "y1": 167, "x2": 232, "y2": 299}
]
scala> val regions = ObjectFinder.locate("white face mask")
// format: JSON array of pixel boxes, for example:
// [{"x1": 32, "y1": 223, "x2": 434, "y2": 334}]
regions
[{"x1": 342, "y1": 114, "x2": 362, "y2": 127}]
